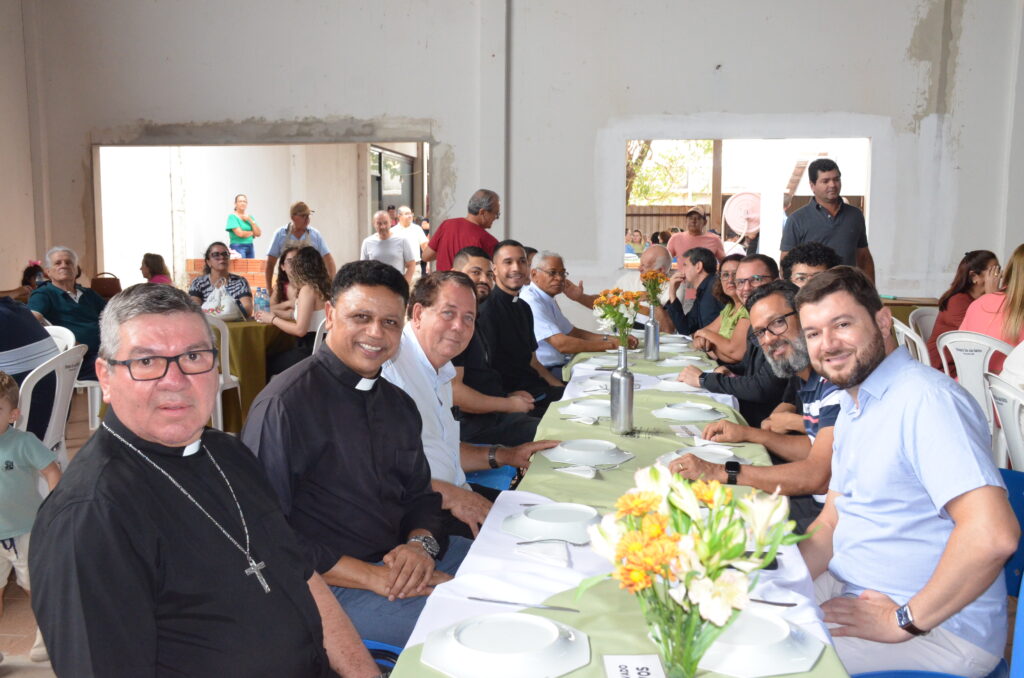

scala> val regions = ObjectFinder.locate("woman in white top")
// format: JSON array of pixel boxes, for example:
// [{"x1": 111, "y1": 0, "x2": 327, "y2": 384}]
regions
[{"x1": 255, "y1": 246, "x2": 331, "y2": 375}]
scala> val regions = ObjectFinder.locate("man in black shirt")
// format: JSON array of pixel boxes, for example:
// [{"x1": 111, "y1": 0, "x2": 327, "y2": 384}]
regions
[
  {"x1": 31, "y1": 284, "x2": 378, "y2": 678},
  {"x1": 665, "y1": 246, "x2": 725, "y2": 334},
  {"x1": 476, "y1": 241, "x2": 564, "y2": 415},
  {"x1": 243, "y1": 260, "x2": 471, "y2": 648},
  {"x1": 451, "y1": 247, "x2": 540, "y2": 445}
]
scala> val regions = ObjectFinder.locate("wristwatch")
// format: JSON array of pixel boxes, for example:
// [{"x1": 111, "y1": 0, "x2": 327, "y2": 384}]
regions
[
  {"x1": 724, "y1": 460, "x2": 740, "y2": 485},
  {"x1": 895, "y1": 603, "x2": 929, "y2": 636},
  {"x1": 487, "y1": 444, "x2": 503, "y2": 469},
  {"x1": 408, "y1": 535, "x2": 440, "y2": 559}
]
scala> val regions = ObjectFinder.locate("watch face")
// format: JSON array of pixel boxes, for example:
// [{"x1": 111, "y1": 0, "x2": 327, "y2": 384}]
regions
[{"x1": 895, "y1": 605, "x2": 911, "y2": 627}]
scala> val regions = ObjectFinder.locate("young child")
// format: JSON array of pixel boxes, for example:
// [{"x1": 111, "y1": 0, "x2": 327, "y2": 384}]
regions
[{"x1": 0, "y1": 372, "x2": 61, "y2": 662}]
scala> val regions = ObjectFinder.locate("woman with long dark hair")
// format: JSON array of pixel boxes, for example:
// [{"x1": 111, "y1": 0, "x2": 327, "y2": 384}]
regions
[
  {"x1": 926, "y1": 249, "x2": 1000, "y2": 372},
  {"x1": 269, "y1": 246, "x2": 300, "y2": 314},
  {"x1": 960, "y1": 243, "x2": 1024, "y2": 372}
]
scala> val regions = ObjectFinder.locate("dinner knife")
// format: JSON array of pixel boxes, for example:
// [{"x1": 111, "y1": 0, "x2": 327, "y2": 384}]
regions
[{"x1": 467, "y1": 596, "x2": 581, "y2": 613}]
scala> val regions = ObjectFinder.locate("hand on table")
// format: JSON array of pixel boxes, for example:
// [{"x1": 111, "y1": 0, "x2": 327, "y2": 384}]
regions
[
  {"x1": 821, "y1": 590, "x2": 912, "y2": 642},
  {"x1": 691, "y1": 332, "x2": 713, "y2": 352},
  {"x1": 498, "y1": 440, "x2": 559, "y2": 469},
  {"x1": 668, "y1": 454, "x2": 724, "y2": 483},
  {"x1": 677, "y1": 365, "x2": 703, "y2": 388},
  {"x1": 380, "y1": 543, "x2": 436, "y2": 601},
  {"x1": 449, "y1": 486, "x2": 494, "y2": 537},
  {"x1": 702, "y1": 420, "x2": 750, "y2": 443},
  {"x1": 254, "y1": 310, "x2": 273, "y2": 324},
  {"x1": 760, "y1": 411, "x2": 804, "y2": 434},
  {"x1": 627, "y1": 335, "x2": 640, "y2": 349}
]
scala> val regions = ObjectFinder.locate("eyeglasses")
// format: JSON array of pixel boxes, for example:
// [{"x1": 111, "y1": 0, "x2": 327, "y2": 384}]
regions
[
  {"x1": 720, "y1": 271, "x2": 737, "y2": 281},
  {"x1": 735, "y1": 275, "x2": 771, "y2": 288},
  {"x1": 538, "y1": 269, "x2": 569, "y2": 279},
  {"x1": 752, "y1": 312, "x2": 797, "y2": 341},
  {"x1": 107, "y1": 349, "x2": 219, "y2": 381},
  {"x1": 791, "y1": 272, "x2": 821, "y2": 284},
  {"x1": 209, "y1": 251, "x2": 230, "y2": 259}
]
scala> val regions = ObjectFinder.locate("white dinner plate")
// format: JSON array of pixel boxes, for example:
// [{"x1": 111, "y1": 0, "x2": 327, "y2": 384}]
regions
[
  {"x1": 657, "y1": 355, "x2": 704, "y2": 367},
  {"x1": 579, "y1": 356, "x2": 618, "y2": 369},
  {"x1": 604, "y1": 348, "x2": 641, "y2": 354},
  {"x1": 660, "y1": 334, "x2": 690, "y2": 344},
  {"x1": 422, "y1": 613, "x2": 591, "y2": 678},
  {"x1": 560, "y1": 398, "x2": 611, "y2": 418},
  {"x1": 583, "y1": 373, "x2": 639, "y2": 391},
  {"x1": 652, "y1": 402, "x2": 726, "y2": 423},
  {"x1": 655, "y1": 373, "x2": 704, "y2": 392},
  {"x1": 502, "y1": 502, "x2": 601, "y2": 543},
  {"x1": 657, "y1": 446, "x2": 751, "y2": 466},
  {"x1": 542, "y1": 439, "x2": 634, "y2": 467},
  {"x1": 698, "y1": 607, "x2": 824, "y2": 678}
]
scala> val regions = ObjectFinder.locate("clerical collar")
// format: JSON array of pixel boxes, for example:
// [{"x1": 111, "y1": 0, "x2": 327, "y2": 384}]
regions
[
  {"x1": 102, "y1": 409, "x2": 206, "y2": 458},
  {"x1": 313, "y1": 343, "x2": 380, "y2": 392}
]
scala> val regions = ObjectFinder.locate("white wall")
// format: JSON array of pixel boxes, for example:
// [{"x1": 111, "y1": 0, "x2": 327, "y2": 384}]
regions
[{"x1": 0, "y1": 0, "x2": 36, "y2": 283}]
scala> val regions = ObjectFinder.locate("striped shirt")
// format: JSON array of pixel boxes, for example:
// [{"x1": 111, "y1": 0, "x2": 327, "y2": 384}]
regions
[{"x1": 188, "y1": 274, "x2": 252, "y2": 303}]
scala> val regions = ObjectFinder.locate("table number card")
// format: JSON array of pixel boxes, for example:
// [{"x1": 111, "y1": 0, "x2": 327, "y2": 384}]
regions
[{"x1": 602, "y1": 654, "x2": 667, "y2": 678}]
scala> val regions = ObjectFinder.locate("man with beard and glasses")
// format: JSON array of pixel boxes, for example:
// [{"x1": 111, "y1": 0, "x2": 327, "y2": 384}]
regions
[
  {"x1": 795, "y1": 266, "x2": 1017, "y2": 677},
  {"x1": 668, "y1": 280, "x2": 840, "y2": 531},
  {"x1": 450, "y1": 247, "x2": 541, "y2": 446},
  {"x1": 477, "y1": 240, "x2": 565, "y2": 414}
]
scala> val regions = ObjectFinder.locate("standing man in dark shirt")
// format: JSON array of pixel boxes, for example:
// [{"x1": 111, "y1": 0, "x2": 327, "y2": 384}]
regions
[
  {"x1": 477, "y1": 241, "x2": 565, "y2": 414},
  {"x1": 450, "y1": 247, "x2": 541, "y2": 446},
  {"x1": 780, "y1": 158, "x2": 875, "y2": 282},
  {"x1": 422, "y1": 189, "x2": 501, "y2": 270},
  {"x1": 31, "y1": 284, "x2": 378, "y2": 678},
  {"x1": 665, "y1": 247, "x2": 725, "y2": 335},
  {"x1": 243, "y1": 260, "x2": 470, "y2": 648}
]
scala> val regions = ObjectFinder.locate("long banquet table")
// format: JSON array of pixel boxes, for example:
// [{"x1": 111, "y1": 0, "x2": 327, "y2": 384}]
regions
[{"x1": 391, "y1": 345, "x2": 849, "y2": 678}]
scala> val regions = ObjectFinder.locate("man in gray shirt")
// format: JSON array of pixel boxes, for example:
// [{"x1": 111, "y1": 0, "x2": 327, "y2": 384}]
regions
[
  {"x1": 780, "y1": 158, "x2": 875, "y2": 283},
  {"x1": 361, "y1": 210, "x2": 416, "y2": 284}
]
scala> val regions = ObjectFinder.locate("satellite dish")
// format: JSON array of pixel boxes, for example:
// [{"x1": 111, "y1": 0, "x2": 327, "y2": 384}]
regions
[{"x1": 723, "y1": 192, "x2": 761, "y2": 237}]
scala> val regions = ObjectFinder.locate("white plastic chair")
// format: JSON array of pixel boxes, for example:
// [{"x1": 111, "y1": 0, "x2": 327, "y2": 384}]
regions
[
  {"x1": 15, "y1": 344, "x2": 87, "y2": 492},
  {"x1": 204, "y1": 316, "x2": 242, "y2": 431},
  {"x1": 909, "y1": 306, "x2": 938, "y2": 345},
  {"x1": 311, "y1": 318, "x2": 328, "y2": 354},
  {"x1": 892, "y1": 318, "x2": 929, "y2": 365},
  {"x1": 44, "y1": 325, "x2": 75, "y2": 352},
  {"x1": 987, "y1": 372, "x2": 1024, "y2": 470},
  {"x1": 938, "y1": 331, "x2": 1013, "y2": 440}
]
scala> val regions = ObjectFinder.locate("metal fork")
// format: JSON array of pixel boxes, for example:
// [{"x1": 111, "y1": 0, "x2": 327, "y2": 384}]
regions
[{"x1": 516, "y1": 538, "x2": 589, "y2": 547}]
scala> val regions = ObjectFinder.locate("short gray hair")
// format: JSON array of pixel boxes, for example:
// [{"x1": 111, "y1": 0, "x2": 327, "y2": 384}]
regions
[
  {"x1": 45, "y1": 246, "x2": 78, "y2": 268},
  {"x1": 532, "y1": 250, "x2": 563, "y2": 271},
  {"x1": 99, "y1": 284, "x2": 214, "y2": 360},
  {"x1": 467, "y1": 189, "x2": 499, "y2": 215}
]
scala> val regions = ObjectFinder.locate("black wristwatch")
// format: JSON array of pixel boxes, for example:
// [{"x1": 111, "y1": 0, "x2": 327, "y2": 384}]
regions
[
  {"x1": 895, "y1": 603, "x2": 928, "y2": 636},
  {"x1": 724, "y1": 460, "x2": 740, "y2": 485},
  {"x1": 408, "y1": 535, "x2": 440, "y2": 559}
]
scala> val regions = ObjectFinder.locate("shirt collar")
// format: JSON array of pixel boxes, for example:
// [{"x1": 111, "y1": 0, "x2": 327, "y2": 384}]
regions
[
  {"x1": 838, "y1": 347, "x2": 908, "y2": 411},
  {"x1": 312, "y1": 343, "x2": 381, "y2": 392},
  {"x1": 401, "y1": 324, "x2": 456, "y2": 384},
  {"x1": 102, "y1": 407, "x2": 206, "y2": 458}
]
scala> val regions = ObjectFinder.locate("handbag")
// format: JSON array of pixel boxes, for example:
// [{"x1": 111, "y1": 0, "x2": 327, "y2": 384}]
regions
[
  {"x1": 201, "y1": 284, "x2": 244, "y2": 322},
  {"x1": 91, "y1": 272, "x2": 122, "y2": 299}
]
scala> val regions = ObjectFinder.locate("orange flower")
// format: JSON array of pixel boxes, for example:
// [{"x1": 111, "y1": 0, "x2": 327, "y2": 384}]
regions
[
  {"x1": 693, "y1": 479, "x2": 732, "y2": 507},
  {"x1": 641, "y1": 511, "x2": 671, "y2": 540},
  {"x1": 616, "y1": 490, "x2": 663, "y2": 517}
]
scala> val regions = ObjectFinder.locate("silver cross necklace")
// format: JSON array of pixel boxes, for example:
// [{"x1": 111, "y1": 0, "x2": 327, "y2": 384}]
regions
[{"x1": 102, "y1": 423, "x2": 271, "y2": 594}]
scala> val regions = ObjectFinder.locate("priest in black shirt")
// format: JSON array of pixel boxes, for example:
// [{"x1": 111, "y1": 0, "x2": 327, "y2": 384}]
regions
[
  {"x1": 476, "y1": 240, "x2": 564, "y2": 415},
  {"x1": 30, "y1": 284, "x2": 379, "y2": 678},
  {"x1": 243, "y1": 260, "x2": 471, "y2": 648}
]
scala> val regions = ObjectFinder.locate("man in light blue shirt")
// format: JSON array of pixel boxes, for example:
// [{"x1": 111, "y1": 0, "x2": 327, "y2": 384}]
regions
[
  {"x1": 520, "y1": 251, "x2": 631, "y2": 375},
  {"x1": 795, "y1": 266, "x2": 1018, "y2": 677}
]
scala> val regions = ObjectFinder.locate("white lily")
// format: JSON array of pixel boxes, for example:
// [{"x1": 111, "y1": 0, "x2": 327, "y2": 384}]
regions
[
  {"x1": 737, "y1": 488, "x2": 789, "y2": 547},
  {"x1": 588, "y1": 513, "x2": 625, "y2": 563},
  {"x1": 668, "y1": 476, "x2": 704, "y2": 522}
]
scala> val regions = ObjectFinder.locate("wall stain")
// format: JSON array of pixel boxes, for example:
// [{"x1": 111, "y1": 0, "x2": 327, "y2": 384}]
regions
[{"x1": 906, "y1": 0, "x2": 964, "y2": 129}]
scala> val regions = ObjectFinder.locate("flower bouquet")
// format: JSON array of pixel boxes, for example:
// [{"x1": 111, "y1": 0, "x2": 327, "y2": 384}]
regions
[
  {"x1": 580, "y1": 464, "x2": 805, "y2": 678},
  {"x1": 640, "y1": 270, "x2": 670, "y2": 309},
  {"x1": 593, "y1": 288, "x2": 644, "y2": 347}
]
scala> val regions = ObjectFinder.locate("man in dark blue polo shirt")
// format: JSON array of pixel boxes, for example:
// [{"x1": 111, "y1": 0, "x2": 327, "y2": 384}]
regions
[
  {"x1": 29, "y1": 246, "x2": 106, "y2": 380},
  {"x1": 665, "y1": 247, "x2": 724, "y2": 334},
  {"x1": 780, "y1": 158, "x2": 875, "y2": 283}
]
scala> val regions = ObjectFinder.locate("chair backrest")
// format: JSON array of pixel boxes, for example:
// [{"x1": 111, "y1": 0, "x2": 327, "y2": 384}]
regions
[
  {"x1": 937, "y1": 331, "x2": 1013, "y2": 433},
  {"x1": 44, "y1": 325, "x2": 76, "y2": 352},
  {"x1": 311, "y1": 318, "x2": 328, "y2": 354},
  {"x1": 204, "y1": 315, "x2": 232, "y2": 378},
  {"x1": 908, "y1": 306, "x2": 938, "y2": 344},
  {"x1": 988, "y1": 373, "x2": 1024, "y2": 471},
  {"x1": 892, "y1": 318, "x2": 929, "y2": 365},
  {"x1": 14, "y1": 344, "x2": 87, "y2": 452}
]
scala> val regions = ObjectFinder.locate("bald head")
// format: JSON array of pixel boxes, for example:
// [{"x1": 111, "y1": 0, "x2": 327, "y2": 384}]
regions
[{"x1": 640, "y1": 245, "x2": 672, "y2": 274}]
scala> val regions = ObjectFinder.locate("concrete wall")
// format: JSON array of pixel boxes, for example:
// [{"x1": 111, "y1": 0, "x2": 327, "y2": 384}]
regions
[{"x1": 9, "y1": 0, "x2": 1024, "y2": 317}]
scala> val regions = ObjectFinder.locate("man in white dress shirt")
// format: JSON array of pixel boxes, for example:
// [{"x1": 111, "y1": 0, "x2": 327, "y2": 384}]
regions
[
  {"x1": 382, "y1": 271, "x2": 558, "y2": 539},
  {"x1": 520, "y1": 251, "x2": 636, "y2": 375}
]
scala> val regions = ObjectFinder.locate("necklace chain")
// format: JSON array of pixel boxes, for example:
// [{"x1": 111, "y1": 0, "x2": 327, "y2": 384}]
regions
[{"x1": 101, "y1": 423, "x2": 270, "y2": 593}]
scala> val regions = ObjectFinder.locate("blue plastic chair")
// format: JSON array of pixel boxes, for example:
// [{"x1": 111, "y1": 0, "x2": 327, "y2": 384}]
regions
[
  {"x1": 851, "y1": 468, "x2": 1024, "y2": 678},
  {"x1": 465, "y1": 465, "x2": 517, "y2": 491},
  {"x1": 364, "y1": 639, "x2": 402, "y2": 671}
]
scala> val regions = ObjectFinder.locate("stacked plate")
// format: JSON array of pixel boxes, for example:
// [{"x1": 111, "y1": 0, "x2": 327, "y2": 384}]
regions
[
  {"x1": 578, "y1": 356, "x2": 618, "y2": 369},
  {"x1": 698, "y1": 607, "x2": 824, "y2": 678},
  {"x1": 657, "y1": 354, "x2": 705, "y2": 367},
  {"x1": 560, "y1": 398, "x2": 611, "y2": 419},
  {"x1": 541, "y1": 439, "x2": 634, "y2": 467},
  {"x1": 657, "y1": 445, "x2": 750, "y2": 466},
  {"x1": 421, "y1": 613, "x2": 591, "y2": 678},
  {"x1": 583, "y1": 373, "x2": 639, "y2": 391},
  {"x1": 502, "y1": 502, "x2": 601, "y2": 543},
  {"x1": 652, "y1": 402, "x2": 726, "y2": 423},
  {"x1": 656, "y1": 373, "x2": 703, "y2": 392}
]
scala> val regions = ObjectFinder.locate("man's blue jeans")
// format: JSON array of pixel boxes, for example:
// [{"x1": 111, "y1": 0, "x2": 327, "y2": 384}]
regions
[{"x1": 330, "y1": 536, "x2": 472, "y2": 647}]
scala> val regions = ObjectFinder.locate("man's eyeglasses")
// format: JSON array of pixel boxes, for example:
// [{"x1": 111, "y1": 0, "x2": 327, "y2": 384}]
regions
[
  {"x1": 735, "y1": 275, "x2": 771, "y2": 287},
  {"x1": 209, "y1": 251, "x2": 230, "y2": 259},
  {"x1": 538, "y1": 269, "x2": 569, "y2": 279},
  {"x1": 752, "y1": 312, "x2": 797, "y2": 341},
  {"x1": 107, "y1": 349, "x2": 219, "y2": 381}
]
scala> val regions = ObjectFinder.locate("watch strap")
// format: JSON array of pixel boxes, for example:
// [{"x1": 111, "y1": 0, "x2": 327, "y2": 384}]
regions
[
  {"x1": 488, "y1": 445, "x2": 502, "y2": 469},
  {"x1": 895, "y1": 603, "x2": 928, "y2": 636},
  {"x1": 724, "y1": 460, "x2": 740, "y2": 485}
]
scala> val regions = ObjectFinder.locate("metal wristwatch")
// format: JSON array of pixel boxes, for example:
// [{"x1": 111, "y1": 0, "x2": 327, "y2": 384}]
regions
[
  {"x1": 408, "y1": 535, "x2": 440, "y2": 559},
  {"x1": 487, "y1": 444, "x2": 503, "y2": 469},
  {"x1": 895, "y1": 603, "x2": 928, "y2": 636},
  {"x1": 724, "y1": 460, "x2": 740, "y2": 485}
]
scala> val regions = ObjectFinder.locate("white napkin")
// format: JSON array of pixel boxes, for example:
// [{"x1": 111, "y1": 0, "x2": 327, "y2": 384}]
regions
[
  {"x1": 514, "y1": 541, "x2": 571, "y2": 567},
  {"x1": 566, "y1": 416, "x2": 597, "y2": 426},
  {"x1": 553, "y1": 465, "x2": 598, "y2": 479},
  {"x1": 670, "y1": 424, "x2": 703, "y2": 437}
]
